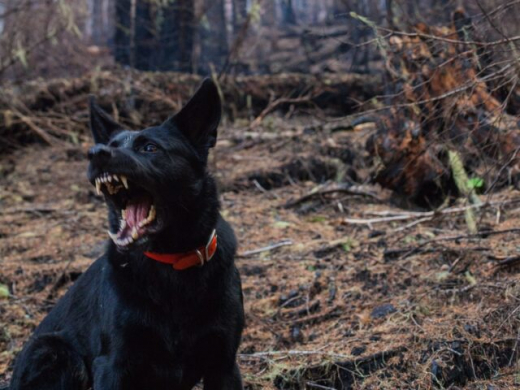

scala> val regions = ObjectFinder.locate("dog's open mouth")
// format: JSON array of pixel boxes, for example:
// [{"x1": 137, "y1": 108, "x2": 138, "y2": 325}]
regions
[{"x1": 95, "y1": 172, "x2": 157, "y2": 248}]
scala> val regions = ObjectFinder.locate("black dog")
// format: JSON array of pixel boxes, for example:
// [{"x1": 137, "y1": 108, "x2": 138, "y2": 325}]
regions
[{"x1": 8, "y1": 79, "x2": 245, "y2": 390}]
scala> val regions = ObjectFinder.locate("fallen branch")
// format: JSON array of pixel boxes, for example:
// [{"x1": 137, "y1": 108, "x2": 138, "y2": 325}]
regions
[
  {"x1": 238, "y1": 240, "x2": 293, "y2": 257},
  {"x1": 280, "y1": 306, "x2": 341, "y2": 326},
  {"x1": 344, "y1": 199, "x2": 520, "y2": 226},
  {"x1": 239, "y1": 348, "x2": 350, "y2": 360},
  {"x1": 492, "y1": 256, "x2": 520, "y2": 269},
  {"x1": 249, "y1": 95, "x2": 314, "y2": 129},
  {"x1": 284, "y1": 183, "x2": 382, "y2": 208},
  {"x1": 399, "y1": 228, "x2": 520, "y2": 259}
]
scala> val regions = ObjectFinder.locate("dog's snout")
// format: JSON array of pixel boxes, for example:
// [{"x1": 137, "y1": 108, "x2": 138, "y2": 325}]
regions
[{"x1": 88, "y1": 144, "x2": 113, "y2": 162}]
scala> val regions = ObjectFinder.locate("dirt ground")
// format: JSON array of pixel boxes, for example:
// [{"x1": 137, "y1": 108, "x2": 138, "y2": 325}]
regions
[{"x1": 1, "y1": 116, "x2": 520, "y2": 389}]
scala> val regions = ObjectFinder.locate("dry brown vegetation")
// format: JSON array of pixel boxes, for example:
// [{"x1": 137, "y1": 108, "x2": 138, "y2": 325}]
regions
[{"x1": 2, "y1": 1, "x2": 520, "y2": 389}]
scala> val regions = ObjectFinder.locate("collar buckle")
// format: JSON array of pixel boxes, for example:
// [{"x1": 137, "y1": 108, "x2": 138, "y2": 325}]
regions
[
  {"x1": 205, "y1": 229, "x2": 217, "y2": 262},
  {"x1": 196, "y1": 229, "x2": 217, "y2": 267}
]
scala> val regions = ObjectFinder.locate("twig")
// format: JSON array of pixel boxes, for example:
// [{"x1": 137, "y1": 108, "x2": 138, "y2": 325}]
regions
[
  {"x1": 344, "y1": 199, "x2": 520, "y2": 226},
  {"x1": 493, "y1": 256, "x2": 520, "y2": 269},
  {"x1": 307, "y1": 382, "x2": 337, "y2": 390},
  {"x1": 253, "y1": 179, "x2": 279, "y2": 199},
  {"x1": 392, "y1": 217, "x2": 432, "y2": 232},
  {"x1": 239, "y1": 349, "x2": 349, "y2": 360},
  {"x1": 250, "y1": 95, "x2": 314, "y2": 129},
  {"x1": 284, "y1": 183, "x2": 382, "y2": 208},
  {"x1": 377, "y1": 26, "x2": 520, "y2": 48},
  {"x1": 400, "y1": 228, "x2": 520, "y2": 259},
  {"x1": 238, "y1": 240, "x2": 293, "y2": 257},
  {"x1": 280, "y1": 306, "x2": 341, "y2": 325}
]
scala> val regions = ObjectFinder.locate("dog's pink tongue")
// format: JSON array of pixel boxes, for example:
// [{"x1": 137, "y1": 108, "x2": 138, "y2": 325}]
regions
[{"x1": 120, "y1": 197, "x2": 151, "y2": 238}]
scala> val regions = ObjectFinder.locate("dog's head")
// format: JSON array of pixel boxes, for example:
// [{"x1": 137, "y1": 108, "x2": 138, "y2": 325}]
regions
[{"x1": 87, "y1": 79, "x2": 221, "y2": 250}]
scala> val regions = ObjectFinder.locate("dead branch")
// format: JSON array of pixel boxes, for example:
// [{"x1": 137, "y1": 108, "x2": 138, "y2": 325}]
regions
[
  {"x1": 284, "y1": 183, "x2": 382, "y2": 208},
  {"x1": 238, "y1": 240, "x2": 293, "y2": 257},
  {"x1": 249, "y1": 95, "x2": 314, "y2": 129}
]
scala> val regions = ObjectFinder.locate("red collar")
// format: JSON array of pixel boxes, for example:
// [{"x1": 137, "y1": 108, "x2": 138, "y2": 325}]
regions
[{"x1": 144, "y1": 230, "x2": 218, "y2": 271}]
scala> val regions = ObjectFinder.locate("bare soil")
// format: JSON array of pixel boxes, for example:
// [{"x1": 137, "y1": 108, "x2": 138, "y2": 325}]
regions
[{"x1": 1, "y1": 117, "x2": 520, "y2": 389}]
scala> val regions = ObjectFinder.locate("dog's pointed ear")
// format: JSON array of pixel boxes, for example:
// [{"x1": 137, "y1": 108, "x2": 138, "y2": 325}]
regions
[
  {"x1": 89, "y1": 96, "x2": 123, "y2": 144},
  {"x1": 165, "y1": 78, "x2": 221, "y2": 151}
]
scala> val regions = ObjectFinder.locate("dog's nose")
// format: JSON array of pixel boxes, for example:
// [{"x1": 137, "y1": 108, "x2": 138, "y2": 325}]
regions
[{"x1": 88, "y1": 144, "x2": 113, "y2": 162}]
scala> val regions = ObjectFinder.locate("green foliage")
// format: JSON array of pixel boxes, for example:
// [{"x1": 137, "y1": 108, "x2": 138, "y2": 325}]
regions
[
  {"x1": 0, "y1": 284, "x2": 9, "y2": 299},
  {"x1": 467, "y1": 177, "x2": 485, "y2": 192},
  {"x1": 13, "y1": 42, "x2": 28, "y2": 69},
  {"x1": 448, "y1": 150, "x2": 481, "y2": 233}
]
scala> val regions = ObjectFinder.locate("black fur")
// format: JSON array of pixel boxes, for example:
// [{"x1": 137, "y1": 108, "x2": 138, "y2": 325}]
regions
[{"x1": 8, "y1": 79, "x2": 245, "y2": 390}]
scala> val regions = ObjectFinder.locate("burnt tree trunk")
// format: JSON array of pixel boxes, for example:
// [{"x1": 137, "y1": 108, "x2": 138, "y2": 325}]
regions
[
  {"x1": 281, "y1": 0, "x2": 297, "y2": 25},
  {"x1": 159, "y1": 0, "x2": 195, "y2": 72},
  {"x1": 114, "y1": 0, "x2": 131, "y2": 66},
  {"x1": 200, "y1": 0, "x2": 228, "y2": 73},
  {"x1": 232, "y1": 0, "x2": 247, "y2": 34},
  {"x1": 89, "y1": 0, "x2": 103, "y2": 44},
  {"x1": 262, "y1": 0, "x2": 277, "y2": 26},
  {"x1": 114, "y1": 0, "x2": 155, "y2": 69},
  {"x1": 114, "y1": 0, "x2": 195, "y2": 72}
]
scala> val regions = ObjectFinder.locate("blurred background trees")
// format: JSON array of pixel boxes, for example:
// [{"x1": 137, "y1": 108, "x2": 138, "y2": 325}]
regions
[{"x1": 0, "y1": 0, "x2": 518, "y2": 81}]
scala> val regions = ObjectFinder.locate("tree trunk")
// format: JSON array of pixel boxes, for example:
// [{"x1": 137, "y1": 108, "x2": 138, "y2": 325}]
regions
[
  {"x1": 133, "y1": 0, "x2": 156, "y2": 70},
  {"x1": 160, "y1": 0, "x2": 195, "y2": 72},
  {"x1": 91, "y1": 0, "x2": 104, "y2": 44},
  {"x1": 114, "y1": 0, "x2": 131, "y2": 66},
  {"x1": 115, "y1": 0, "x2": 195, "y2": 72},
  {"x1": 200, "y1": 0, "x2": 228, "y2": 73},
  {"x1": 281, "y1": 0, "x2": 297, "y2": 25},
  {"x1": 232, "y1": 0, "x2": 247, "y2": 34},
  {"x1": 262, "y1": 0, "x2": 277, "y2": 26}
]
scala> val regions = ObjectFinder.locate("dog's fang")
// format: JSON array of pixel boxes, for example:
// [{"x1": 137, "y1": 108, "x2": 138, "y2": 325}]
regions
[
  {"x1": 121, "y1": 175, "x2": 129, "y2": 189},
  {"x1": 132, "y1": 227, "x2": 139, "y2": 240},
  {"x1": 107, "y1": 230, "x2": 118, "y2": 242},
  {"x1": 148, "y1": 205, "x2": 156, "y2": 222},
  {"x1": 96, "y1": 181, "x2": 102, "y2": 195},
  {"x1": 119, "y1": 218, "x2": 126, "y2": 231}
]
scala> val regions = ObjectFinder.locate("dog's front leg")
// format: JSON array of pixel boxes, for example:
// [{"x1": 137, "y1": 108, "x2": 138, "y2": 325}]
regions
[
  {"x1": 92, "y1": 355, "x2": 125, "y2": 390},
  {"x1": 203, "y1": 362, "x2": 243, "y2": 390}
]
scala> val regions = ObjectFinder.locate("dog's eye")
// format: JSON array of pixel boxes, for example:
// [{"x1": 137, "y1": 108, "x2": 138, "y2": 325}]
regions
[{"x1": 142, "y1": 143, "x2": 158, "y2": 153}]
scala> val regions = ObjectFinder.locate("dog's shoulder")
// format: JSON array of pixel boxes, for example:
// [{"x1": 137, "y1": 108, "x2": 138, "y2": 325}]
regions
[{"x1": 35, "y1": 255, "x2": 110, "y2": 335}]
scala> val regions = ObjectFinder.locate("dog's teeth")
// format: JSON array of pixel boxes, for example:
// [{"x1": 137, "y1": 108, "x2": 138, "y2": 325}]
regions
[
  {"x1": 148, "y1": 205, "x2": 156, "y2": 222},
  {"x1": 132, "y1": 227, "x2": 139, "y2": 240},
  {"x1": 107, "y1": 230, "x2": 117, "y2": 242},
  {"x1": 95, "y1": 181, "x2": 102, "y2": 195},
  {"x1": 119, "y1": 219, "x2": 126, "y2": 231},
  {"x1": 121, "y1": 175, "x2": 129, "y2": 189}
]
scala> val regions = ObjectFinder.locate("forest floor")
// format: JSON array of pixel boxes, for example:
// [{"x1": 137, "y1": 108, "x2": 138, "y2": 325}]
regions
[{"x1": 1, "y1": 116, "x2": 520, "y2": 389}]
